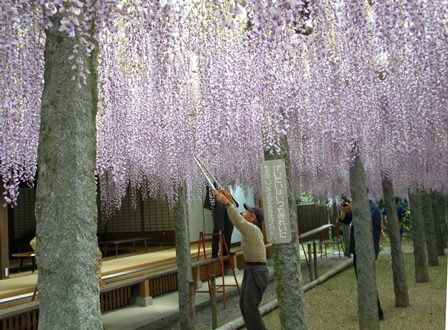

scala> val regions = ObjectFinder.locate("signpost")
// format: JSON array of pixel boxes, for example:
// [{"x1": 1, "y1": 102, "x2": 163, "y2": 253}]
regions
[{"x1": 260, "y1": 159, "x2": 292, "y2": 244}]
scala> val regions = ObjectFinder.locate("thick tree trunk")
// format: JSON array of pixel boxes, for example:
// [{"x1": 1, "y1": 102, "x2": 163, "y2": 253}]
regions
[
  {"x1": 264, "y1": 136, "x2": 308, "y2": 330},
  {"x1": 350, "y1": 155, "x2": 379, "y2": 330},
  {"x1": 35, "y1": 15, "x2": 102, "y2": 329},
  {"x1": 408, "y1": 191, "x2": 429, "y2": 282},
  {"x1": 421, "y1": 192, "x2": 439, "y2": 266},
  {"x1": 432, "y1": 192, "x2": 446, "y2": 254},
  {"x1": 381, "y1": 175, "x2": 409, "y2": 307},
  {"x1": 173, "y1": 181, "x2": 195, "y2": 330}
]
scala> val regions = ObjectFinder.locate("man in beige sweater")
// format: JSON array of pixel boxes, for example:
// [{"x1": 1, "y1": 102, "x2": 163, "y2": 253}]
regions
[{"x1": 213, "y1": 190, "x2": 268, "y2": 330}]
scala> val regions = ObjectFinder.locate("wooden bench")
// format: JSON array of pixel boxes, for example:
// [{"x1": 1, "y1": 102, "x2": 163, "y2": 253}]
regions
[
  {"x1": 11, "y1": 252, "x2": 36, "y2": 273},
  {"x1": 101, "y1": 237, "x2": 151, "y2": 258}
]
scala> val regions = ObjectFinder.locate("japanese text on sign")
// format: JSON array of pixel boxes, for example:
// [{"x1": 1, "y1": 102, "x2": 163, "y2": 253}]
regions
[{"x1": 260, "y1": 159, "x2": 291, "y2": 244}]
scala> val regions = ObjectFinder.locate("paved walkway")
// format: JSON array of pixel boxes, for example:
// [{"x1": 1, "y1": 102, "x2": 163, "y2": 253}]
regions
[
  {"x1": 103, "y1": 251, "x2": 347, "y2": 330},
  {"x1": 102, "y1": 266, "x2": 249, "y2": 330}
]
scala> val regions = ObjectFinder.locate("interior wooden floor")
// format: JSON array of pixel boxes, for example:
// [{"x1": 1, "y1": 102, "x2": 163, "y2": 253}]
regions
[{"x1": 0, "y1": 241, "x2": 215, "y2": 307}]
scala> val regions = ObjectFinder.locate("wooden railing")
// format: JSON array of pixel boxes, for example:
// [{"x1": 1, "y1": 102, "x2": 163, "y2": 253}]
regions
[
  {"x1": 0, "y1": 302, "x2": 39, "y2": 330},
  {"x1": 0, "y1": 244, "x2": 273, "y2": 329},
  {"x1": 0, "y1": 257, "x2": 221, "y2": 329}
]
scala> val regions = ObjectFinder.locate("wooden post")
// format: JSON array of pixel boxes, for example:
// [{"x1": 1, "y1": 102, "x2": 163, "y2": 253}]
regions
[
  {"x1": 307, "y1": 243, "x2": 314, "y2": 281},
  {"x1": 133, "y1": 280, "x2": 153, "y2": 306},
  {"x1": 210, "y1": 275, "x2": 218, "y2": 329},
  {"x1": 139, "y1": 280, "x2": 150, "y2": 297},
  {"x1": 0, "y1": 183, "x2": 9, "y2": 279},
  {"x1": 313, "y1": 241, "x2": 318, "y2": 279}
]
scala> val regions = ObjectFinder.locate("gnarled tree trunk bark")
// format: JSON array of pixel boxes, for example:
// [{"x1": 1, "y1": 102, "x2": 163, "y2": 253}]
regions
[
  {"x1": 421, "y1": 192, "x2": 439, "y2": 266},
  {"x1": 36, "y1": 14, "x2": 102, "y2": 329},
  {"x1": 350, "y1": 154, "x2": 379, "y2": 330},
  {"x1": 173, "y1": 181, "x2": 195, "y2": 330},
  {"x1": 408, "y1": 191, "x2": 429, "y2": 282},
  {"x1": 381, "y1": 175, "x2": 409, "y2": 307},
  {"x1": 432, "y1": 191, "x2": 446, "y2": 255},
  {"x1": 264, "y1": 135, "x2": 308, "y2": 330}
]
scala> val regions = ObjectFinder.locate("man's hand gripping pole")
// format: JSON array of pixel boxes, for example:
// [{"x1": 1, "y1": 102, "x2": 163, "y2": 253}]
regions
[{"x1": 193, "y1": 155, "x2": 239, "y2": 207}]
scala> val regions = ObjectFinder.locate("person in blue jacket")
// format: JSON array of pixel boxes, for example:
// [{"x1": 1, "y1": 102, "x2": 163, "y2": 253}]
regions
[
  {"x1": 349, "y1": 199, "x2": 382, "y2": 259},
  {"x1": 395, "y1": 198, "x2": 406, "y2": 239},
  {"x1": 349, "y1": 199, "x2": 384, "y2": 321}
]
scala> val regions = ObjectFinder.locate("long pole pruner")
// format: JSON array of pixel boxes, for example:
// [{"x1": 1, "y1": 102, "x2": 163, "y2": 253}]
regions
[{"x1": 194, "y1": 155, "x2": 239, "y2": 208}]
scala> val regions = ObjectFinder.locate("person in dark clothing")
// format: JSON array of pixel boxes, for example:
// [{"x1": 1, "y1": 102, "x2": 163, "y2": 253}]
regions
[
  {"x1": 337, "y1": 198, "x2": 353, "y2": 256},
  {"x1": 349, "y1": 199, "x2": 384, "y2": 321},
  {"x1": 349, "y1": 199, "x2": 382, "y2": 257},
  {"x1": 204, "y1": 185, "x2": 234, "y2": 258},
  {"x1": 395, "y1": 198, "x2": 406, "y2": 239},
  {"x1": 339, "y1": 199, "x2": 353, "y2": 225}
]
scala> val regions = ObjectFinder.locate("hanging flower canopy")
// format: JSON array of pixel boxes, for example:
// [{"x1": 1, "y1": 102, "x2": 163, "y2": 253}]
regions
[{"x1": 1, "y1": 0, "x2": 447, "y2": 212}]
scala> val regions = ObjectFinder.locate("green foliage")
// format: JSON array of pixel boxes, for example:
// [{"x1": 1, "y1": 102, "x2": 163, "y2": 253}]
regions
[{"x1": 297, "y1": 192, "x2": 315, "y2": 205}]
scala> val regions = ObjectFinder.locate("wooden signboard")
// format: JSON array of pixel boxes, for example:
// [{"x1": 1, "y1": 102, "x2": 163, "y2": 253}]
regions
[{"x1": 260, "y1": 159, "x2": 292, "y2": 244}]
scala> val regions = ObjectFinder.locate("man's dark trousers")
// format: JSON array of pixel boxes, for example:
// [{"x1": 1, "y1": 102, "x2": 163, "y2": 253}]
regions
[{"x1": 240, "y1": 264, "x2": 269, "y2": 330}]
